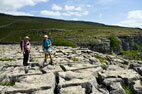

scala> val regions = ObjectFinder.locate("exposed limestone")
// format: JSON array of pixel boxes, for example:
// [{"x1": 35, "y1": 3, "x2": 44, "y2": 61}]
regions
[{"x1": 0, "y1": 45, "x2": 142, "y2": 94}]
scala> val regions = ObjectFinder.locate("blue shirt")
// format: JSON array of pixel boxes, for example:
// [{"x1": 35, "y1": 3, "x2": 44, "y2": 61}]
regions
[{"x1": 43, "y1": 40, "x2": 51, "y2": 49}]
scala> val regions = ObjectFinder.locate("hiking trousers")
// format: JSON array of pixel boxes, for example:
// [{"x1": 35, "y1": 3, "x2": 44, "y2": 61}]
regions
[{"x1": 23, "y1": 50, "x2": 29, "y2": 66}]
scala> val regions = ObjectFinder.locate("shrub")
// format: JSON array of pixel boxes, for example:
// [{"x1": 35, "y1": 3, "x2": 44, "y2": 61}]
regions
[
  {"x1": 133, "y1": 43, "x2": 139, "y2": 51},
  {"x1": 86, "y1": 39, "x2": 98, "y2": 47},
  {"x1": 109, "y1": 34, "x2": 119, "y2": 49},
  {"x1": 121, "y1": 49, "x2": 139, "y2": 60},
  {"x1": 53, "y1": 38, "x2": 76, "y2": 47}
]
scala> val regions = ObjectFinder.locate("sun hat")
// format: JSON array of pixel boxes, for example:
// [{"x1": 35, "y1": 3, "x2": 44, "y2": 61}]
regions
[
  {"x1": 44, "y1": 35, "x2": 48, "y2": 38},
  {"x1": 25, "y1": 36, "x2": 30, "y2": 39}
]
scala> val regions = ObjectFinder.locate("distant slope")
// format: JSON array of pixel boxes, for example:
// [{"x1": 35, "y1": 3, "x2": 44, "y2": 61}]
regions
[{"x1": 0, "y1": 13, "x2": 142, "y2": 42}]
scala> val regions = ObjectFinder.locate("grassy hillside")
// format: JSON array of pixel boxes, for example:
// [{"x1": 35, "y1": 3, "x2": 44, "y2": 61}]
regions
[{"x1": 0, "y1": 13, "x2": 142, "y2": 42}]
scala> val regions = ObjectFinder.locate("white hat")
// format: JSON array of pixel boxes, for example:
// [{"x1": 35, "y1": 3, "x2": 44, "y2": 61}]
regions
[
  {"x1": 25, "y1": 36, "x2": 30, "y2": 39},
  {"x1": 44, "y1": 35, "x2": 48, "y2": 38}
]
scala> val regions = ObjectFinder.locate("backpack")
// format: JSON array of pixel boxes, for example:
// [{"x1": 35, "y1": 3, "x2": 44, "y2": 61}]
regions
[{"x1": 20, "y1": 40, "x2": 25, "y2": 50}]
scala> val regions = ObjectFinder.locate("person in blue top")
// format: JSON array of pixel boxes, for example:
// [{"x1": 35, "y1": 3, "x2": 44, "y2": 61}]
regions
[{"x1": 42, "y1": 35, "x2": 53, "y2": 65}]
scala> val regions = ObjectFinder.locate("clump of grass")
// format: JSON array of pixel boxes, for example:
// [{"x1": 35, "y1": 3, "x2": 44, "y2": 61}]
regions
[
  {"x1": 39, "y1": 66, "x2": 43, "y2": 72},
  {"x1": 0, "y1": 70, "x2": 6, "y2": 74},
  {"x1": 72, "y1": 57, "x2": 79, "y2": 62},
  {"x1": 123, "y1": 85, "x2": 133, "y2": 94},
  {"x1": 46, "y1": 55, "x2": 48, "y2": 59},
  {"x1": 95, "y1": 55, "x2": 108, "y2": 68},
  {"x1": 53, "y1": 53, "x2": 57, "y2": 57},
  {"x1": 95, "y1": 55, "x2": 104, "y2": 62},
  {"x1": 35, "y1": 56, "x2": 44, "y2": 58},
  {"x1": 0, "y1": 80, "x2": 17, "y2": 86},
  {"x1": 0, "y1": 57, "x2": 16, "y2": 61}
]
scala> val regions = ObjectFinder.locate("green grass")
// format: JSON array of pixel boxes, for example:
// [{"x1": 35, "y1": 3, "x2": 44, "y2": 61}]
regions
[
  {"x1": 123, "y1": 86, "x2": 133, "y2": 94},
  {"x1": 0, "y1": 70, "x2": 6, "y2": 74},
  {"x1": 0, "y1": 13, "x2": 142, "y2": 43},
  {"x1": 121, "y1": 50, "x2": 140, "y2": 60},
  {"x1": 39, "y1": 66, "x2": 43, "y2": 72},
  {"x1": 0, "y1": 57, "x2": 16, "y2": 61},
  {"x1": 0, "y1": 80, "x2": 17, "y2": 86},
  {"x1": 72, "y1": 58, "x2": 79, "y2": 61},
  {"x1": 53, "y1": 38, "x2": 76, "y2": 47},
  {"x1": 95, "y1": 55, "x2": 108, "y2": 68}
]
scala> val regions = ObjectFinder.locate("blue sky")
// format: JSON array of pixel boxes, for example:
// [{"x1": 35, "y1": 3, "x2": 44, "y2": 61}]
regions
[{"x1": 0, "y1": 0, "x2": 142, "y2": 28}]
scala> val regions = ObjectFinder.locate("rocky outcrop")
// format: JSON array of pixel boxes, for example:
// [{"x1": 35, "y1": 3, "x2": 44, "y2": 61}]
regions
[
  {"x1": 79, "y1": 34, "x2": 142, "y2": 54},
  {"x1": 0, "y1": 45, "x2": 142, "y2": 94}
]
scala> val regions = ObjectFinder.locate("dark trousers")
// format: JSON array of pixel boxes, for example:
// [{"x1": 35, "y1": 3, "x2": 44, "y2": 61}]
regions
[{"x1": 23, "y1": 50, "x2": 29, "y2": 66}]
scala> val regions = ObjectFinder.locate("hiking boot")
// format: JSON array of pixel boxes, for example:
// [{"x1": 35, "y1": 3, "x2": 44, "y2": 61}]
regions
[
  {"x1": 44, "y1": 59, "x2": 47, "y2": 63},
  {"x1": 49, "y1": 62, "x2": 54, "y2": 65}
]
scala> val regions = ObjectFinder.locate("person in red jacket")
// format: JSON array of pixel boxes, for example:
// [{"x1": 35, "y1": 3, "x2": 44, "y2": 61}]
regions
[{"x1": 22, "y1": 36, "x2": 31, "y2": 66}]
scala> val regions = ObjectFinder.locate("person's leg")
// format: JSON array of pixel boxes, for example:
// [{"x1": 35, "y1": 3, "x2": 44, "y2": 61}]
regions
[
  {"x1": 49, "y1": 53, "x2": 53, "y2": 63},
  {"x1": 23, "y1": 53, "x2": 26, "y2": 66},
  {"x1": 44, "y1": 49, "x2": 47, "y2": 62},
  {"x1": 26, "y1": 50, "x2": 29, "y2": 65},
  {"x1": 48, "y1": 49, "x2": 53, "y2": 63},
  {"x1": 24, "y1": 50, "x2": 29, "y2": 66}
]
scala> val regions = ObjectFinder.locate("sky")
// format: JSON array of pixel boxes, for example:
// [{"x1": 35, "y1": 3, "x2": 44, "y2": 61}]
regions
[{"x1": 0, "y1": 0, "x2": 142, "y2": 28}]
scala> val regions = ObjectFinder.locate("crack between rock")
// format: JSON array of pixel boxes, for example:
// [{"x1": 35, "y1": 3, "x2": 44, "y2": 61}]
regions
[
  {"x1": 5, "y1": 86, "x2": 51, "y2": 94},
  {"x1": 54, "y1": 72, "x2": 60, "y2": 94}
]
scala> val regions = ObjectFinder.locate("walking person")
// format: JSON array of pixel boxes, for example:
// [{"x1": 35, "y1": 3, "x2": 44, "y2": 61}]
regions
[
  {"x1": 22, "y1": 36, "x2": 31, "y2": 66},
  {"x1": 42, "y1": 35, "x2": 53, "y2": 65}
]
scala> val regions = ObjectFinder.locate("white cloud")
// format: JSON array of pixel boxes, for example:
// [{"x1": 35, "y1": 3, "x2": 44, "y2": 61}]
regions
[
  {"x1": 0, "y1": 11, "x2": 33, "y2": 16},
  {"x1": 0, "y1": 0, "x2": 49, "y2": 11},
  {"x1": 40, "y1": 10, "x2": 88, "y2": 17},
  {"x1": 65, "y1": 11, "x2": 88, "y2": 17},
  {"x1": 40, "y1": 10, "x2": 61, "y2": 16},
  {"x1": 65, "y1": 5, "x2": 75, "y2": 11},
  {"x1": 128, "y1": 10, "x2": 142, "y2": 19},
  {"x1": 82, "y1": 11, "x2": 88, "y2": 15},
  {"x1": 52, "y1": 4, "x2": 62, "y2": 11},
  {"x1": 75, "y1": 7, "x2": 81, "y2": 11},
  {"x1": 118, "y1": 10, "x2": 142, "y2": 28},
  {"x1": 62, "y1": 12, "x2": 71, "y2": 16},
  {"x1": 64, "y1": 5, "x2": 82, "y2": 11}
]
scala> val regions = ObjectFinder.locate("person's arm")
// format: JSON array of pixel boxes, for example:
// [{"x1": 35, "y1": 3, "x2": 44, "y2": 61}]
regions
[
  {"x1": 48, "y1": 43, "x2": 52, "y2": 47},
  {"x1": 48, "y1": 40, "x2": 52, "y2": 47},
  {"x1": 42, "y1": 41, "x2": 44, "y2": 51},
  {"x1": 42, "y1": 44, "x2": 44, "y2": 50},
  {"x1": 22, "y1": 41, "x2": 25, "y2": 54},
  {"x1": 29, "y1": 42, "x2": 31, "y2": 52}
]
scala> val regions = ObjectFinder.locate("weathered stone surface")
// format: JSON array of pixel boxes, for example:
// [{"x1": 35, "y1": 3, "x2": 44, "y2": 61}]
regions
[
  {"x1": 5, "y1": 73, "x2": 55, "y2": 94},
  {"x1": 34, "y1": 89, "x2": 54, "y2": 94},
  {"x1": 131, "y1": 80, "x2": 142, "y2": 94},
  {"x1": 98, "y1": 66, "x2": 140, "y2": 84},
  {"x1": 1, "y1": 45, "x2": 142, "y2": 94},
  {"x1": 60, "y1": 63, "x2": 100, "y2": 71},
  {"x1": 109, "y1": 82, "x2": 125, "y2": 94},
  {"x1": 60, "y1": 86, "x2": 85, "y2": 94},
  {"x1": 58, "y1": 71, "x2": 98, "y2": 94}
]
